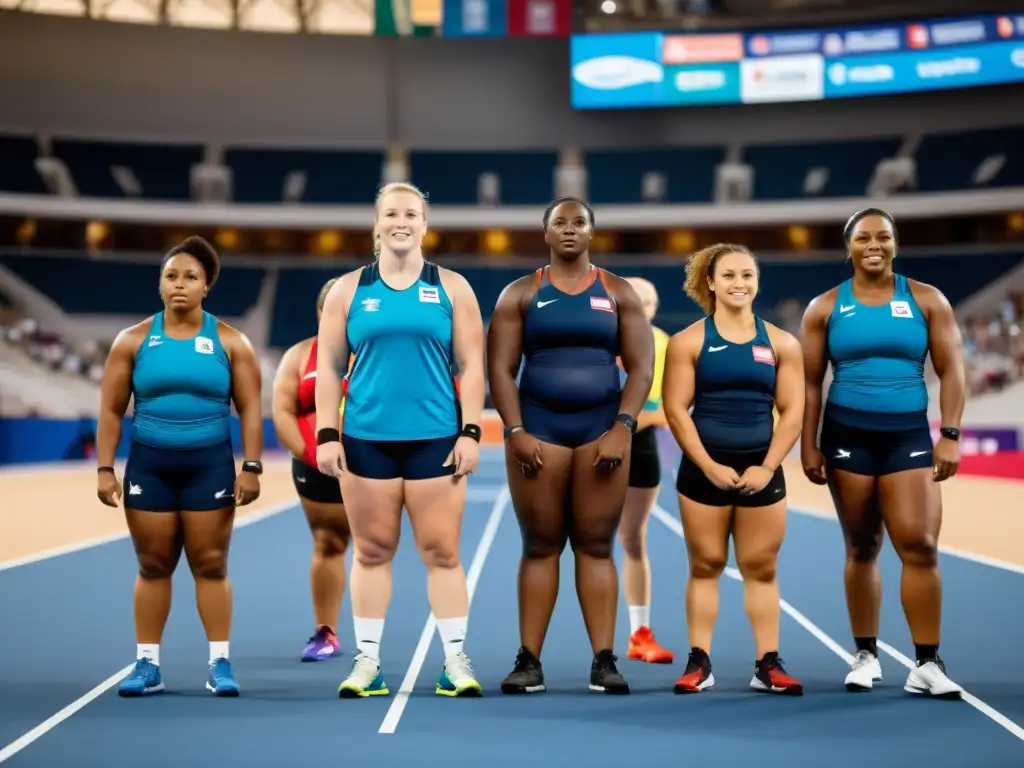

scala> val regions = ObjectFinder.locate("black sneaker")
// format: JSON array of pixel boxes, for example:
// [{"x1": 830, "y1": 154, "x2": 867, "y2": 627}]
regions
[
  {"x1": 589, "y1": 649, "x2": 629, "y2": 694},
  {"x1": 500, "y1": 647, "x2": 546, "y2": 694}
]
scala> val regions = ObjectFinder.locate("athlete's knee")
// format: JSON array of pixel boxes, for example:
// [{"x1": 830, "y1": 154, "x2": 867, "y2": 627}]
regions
[
  {"x1": 416, "y1": 535, "x2": 460, "y2": 570},
  {"x1": 736, "y1": 550, "x2": 777, "y2": 583},
  {"x1": 617, "y1": 523, "x2": 646, "y2": 560},
  {"x1": 689, "y1": 550, "x2": 727, "y2": 579},
  {"x1": 521, "y1": 527, "x2": 567, "y2": 559},
  {"x1": 892, "y1": 530, "x2": 938, "y2": 568},
  {"x1": 569, "y1": 525, "x2": 616, "y2": 559},
  {"x1": 313, "y1": 524, "x2": 350, "y2": 558},
  {"x1": 136, "y1": 550, "x2": 178, "y2": 580},
  {"x1": 187, "y1": 547, "x2": 229, "y2": 580},
  {"x1": 845, "y1": 534, "x2": 883, "y2": 564}
]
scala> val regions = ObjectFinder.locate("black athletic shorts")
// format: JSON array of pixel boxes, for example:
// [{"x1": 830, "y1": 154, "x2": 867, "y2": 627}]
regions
[
  {"x1": 676, "y1": 445, "x2": 785, "y2": 508},
  {"x1": 123, "y1": 439, "x2": 236, "y2": 512},
  {"x1": 291, "y1": 458, "x2": 343, "y2": 504},
  {"x1": 628, "y1": 426, "x2": 662, "y2": 489},
  {"x1": 820, "y1": 405, "x2": 933, "y2": 477},
  {"x1": 342, "y1": 433, "x2": 458, "y2": 480}
]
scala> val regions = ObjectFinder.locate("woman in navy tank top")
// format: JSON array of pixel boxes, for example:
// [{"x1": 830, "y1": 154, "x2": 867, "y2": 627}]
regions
[
  {"x1": 800, "y1": 208, "x2": 964, "y2": 699},
  {"x1": 272, "y1": 278, "x2": 351, "y2": 662},
  {"x1": 662, "y1": 243, "x2": 805, "y2": 696},
  {"x1": 96, "y1": 236, "x2": 264, "y2": 699},
  {"x1": 487, "y1": 197, "x2": 654, "y2": 696}
]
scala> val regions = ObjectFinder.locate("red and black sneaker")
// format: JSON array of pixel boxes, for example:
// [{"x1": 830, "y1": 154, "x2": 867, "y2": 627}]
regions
[
  {"x1": 673, "y1": 648, "x2": 714, "y2": 694},
  {"x1": 750, "y1": 652, "x2": 803, "y2": 696}
]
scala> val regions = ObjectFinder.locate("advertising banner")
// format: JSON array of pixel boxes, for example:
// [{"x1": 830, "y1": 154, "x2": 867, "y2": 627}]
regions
[
  {"x1": 442, "y1": 0, "x2": 508, "y2": 37},
  {"x1": 506, "y1": 0, "x2": 571, "y2": 37}
]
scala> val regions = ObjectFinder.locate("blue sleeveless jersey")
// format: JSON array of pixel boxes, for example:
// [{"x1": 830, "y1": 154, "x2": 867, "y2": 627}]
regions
[
  {"x1": 519, "y1": 265, "x2": 620, "y2": 412},
  {"x1": 343, "y1": 261, "x2": 458, "y2": 441},
  {"x1": 131, "y1": 311, "x2": 232, "y2": 450},
  {"x1": 826, "y1": 274, "x2": 928, "y2": 425},
  {"x1": 691, "y1": 316, "x2": 776, "y2": 452}
]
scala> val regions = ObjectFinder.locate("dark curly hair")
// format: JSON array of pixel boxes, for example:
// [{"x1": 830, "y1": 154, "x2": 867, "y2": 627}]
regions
[{"x1": 161, "y1": 235, "x2": 221, "y2": 289}]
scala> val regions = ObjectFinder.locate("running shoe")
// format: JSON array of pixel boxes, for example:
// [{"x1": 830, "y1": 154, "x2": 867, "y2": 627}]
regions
[
  {"x1": 590, "y1": 649, "x2": 629, "y2": 694},
  {"x1": 750, "y1": 652, "x2": 803, "y2": 696},
  {"x1": 118, "y1": 658, "x2": 165, "y2": 697},
  {"x1": 436, "y1": 651, "x2": 483, "y2": 697},
  {"x1": 673, "y1": 648, "x2": 714, "y2": 693},
  {"x1": 500, "y1": 647, "x2": 546, "y2": 694},
  {"x1": 904, "y1": 657, "x2": 963, "y2": 699},
  {"x1": 845, "y1": 649, "x2": 883, "y2": 691},
  {"x1": 338, "y1": 653, "x2": 389, "y2": 698},
  {"x1": 302, "y1": 625, "x2": 341, "y2": 662},
  {"x1": 206, "y1": 658, "x2": 241, "y2": 697},
  {"x1": 627, "y1": 626, "x2": 675, "y2": 664}
]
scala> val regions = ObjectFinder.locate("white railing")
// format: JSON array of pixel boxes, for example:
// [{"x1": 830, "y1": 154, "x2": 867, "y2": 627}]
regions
[{"x1": 1, "y1": 187, "x2": 1022, "y2": 229}]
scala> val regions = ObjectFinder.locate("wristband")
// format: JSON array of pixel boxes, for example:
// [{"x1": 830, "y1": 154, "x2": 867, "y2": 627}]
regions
[
  {"x1": 615, "y1": 413, "x2": 638, "y2": 434},
  {"x1": 461, "y1": 424, "x2": 482, "y2": 443},
  {"x1": 242, "y1": 460, "x2": 263, "y2": 475},
  {"x1": 97, "y1": 466, "x2": 115, "y2": 474},
  {"x1": 317, "y1": 428, "x2": 341, "y2": 445}
]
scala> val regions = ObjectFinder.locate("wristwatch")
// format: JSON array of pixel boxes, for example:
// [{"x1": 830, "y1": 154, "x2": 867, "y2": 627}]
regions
[
  {"x1": 939, "y1": 427, "x2": 960, "y2": 442},
  {"x1": 615, "y1": 413, "x2": 638, "y2": 434},
  {"x1": 242, "y1": 460, "x2": 263, "y2": 475}
]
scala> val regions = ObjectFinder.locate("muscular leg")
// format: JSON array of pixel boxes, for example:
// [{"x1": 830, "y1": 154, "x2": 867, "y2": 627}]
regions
[
  {"x1": 303, "y1": 498, "x2": 350, "y2": 631},
  {"x1": 678, "y1": 496, "x2": 732, "y2": 654},
  {"x1": 125, "y1": 508, "x2": 184, "y2": 646},
  {"x1": 405, "y1": 475, "x2": 468, "y2": 623},
  {"x1": 827, "y1": 469, "x2": 884, "y2": 643},
  {"x1": 505, "y1": 442, "x2": 573, "y2": 658},
  {"x1": 878, "y1": 469, "x2": 942, "y2": 651},
  {"x1": 733, "y1": 500, "x2": 787, "y2": 657},
  {"x1": 181, "y1": 507, "x2": 236, "y2": 647},
  {"x1": 569, "y1": 440, "x2": 631, "y2": 655}
]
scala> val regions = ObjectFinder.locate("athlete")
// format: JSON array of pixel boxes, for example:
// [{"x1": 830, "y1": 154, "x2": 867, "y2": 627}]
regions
[
  {"x1": 800, "y1": 208, "x2": 964, "y2": 698},
  {"x1": 272, "y1": 277, "x2": 351, "y2": 662},
  {"x1": 97, "y1": 235, "x2": 263, "y2": 698},
  {"x1": 488, "y1": 197, "x2": 654, "y2": 696},
  {"x1": 315, "y1": 182, "x2": 486, "y2": 699},
  {"x1": 663, "y1": 243, "x2": 804, "y2": 696},
  {"x1": 619, "y1": 276, "x2": 674, "y2": 665}
]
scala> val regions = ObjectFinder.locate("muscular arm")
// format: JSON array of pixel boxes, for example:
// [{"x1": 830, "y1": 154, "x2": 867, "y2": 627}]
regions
[
  {"x1": 271, "y1": 342, "x2": 307, "y2": 458},
  {"x1": 799, "y1": 293, "x2": 833, "y2": 452},
  {"x1": 611, "y1": 277, "x2": 655, "y2": 421},
  {"x1": 224, "y1": 325, "x2": 264, "y2": 463},
  {"x1": 446, "y1": 271, "x2": 486, "y2": 428},
  {"x1": 486, "y1": 279, "x2": 528, "y2": 430},
  {"x1": 921, "y1": 284, "x2": 966, "y2": 430},
  {"x1": 315, "y1": 274, "x2": 355, "y2": 436},
  {"x1": 96, "y1": 328, "x2": 139, "y2": 468},
  {"x1": 762, "y1": 329, "x2": 805, "y2": 471},
  {"x1": 662, "y1": 327, "x2": 717, "y2": 474}
]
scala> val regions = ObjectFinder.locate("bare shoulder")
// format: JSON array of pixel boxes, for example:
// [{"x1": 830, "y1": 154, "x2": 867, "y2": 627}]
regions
[
  {"x1": 668, "y1": 318, "x2": 707, "y2": 360},
  {"x1": 216, "y1": 319, "x2": 256, "y2": 359},
  {"x1": 763, "y1": 321, "x2": 800, "y2": 356},
  {"x1": 497, "y1": 271, "x2": 541, "y2": 310},
  {"x1": 279, "y1": 337, "x2": 314, "y2": 371},
  {"x1": 803, "y1": 286, "x2": 840, "y2": 323},
  {"x1": 906, "y1": 278, "x2": 951, "y2": 313},
  {"x1": 111, "y1": 318, "x2": 154, "y2": 356},
  {"x1": 438, "y1": 266, "x2": 474, "y2": 299}
]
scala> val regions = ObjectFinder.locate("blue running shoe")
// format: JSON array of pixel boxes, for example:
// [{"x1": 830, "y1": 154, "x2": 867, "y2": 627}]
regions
[
  {"x1": 206, "y1": 658, "x2": 240, "y2": 697},
  {"x1": 118, "y1": 659, "x2": 164, "y2": 697}
]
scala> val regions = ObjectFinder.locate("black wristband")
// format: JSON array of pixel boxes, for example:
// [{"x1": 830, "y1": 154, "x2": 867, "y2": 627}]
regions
[
  {"x1": 242, "y1": 460, "x2": 263, "y2": 475},
  {"x1": 461, "y1": 423, "x2": 482, "y2": 443},
  {"x1": 615, "y1": 413, "x2": 638, "y2": 434},
  {"x1": 317, "y1": 428, "x2": 341, "y2": 445},
  {"x1": 939, "y1": 426, "x2": 960, "y2": 442},
  {"x1": 97, "y1": 466, "x2": 115, "y2": 474}
]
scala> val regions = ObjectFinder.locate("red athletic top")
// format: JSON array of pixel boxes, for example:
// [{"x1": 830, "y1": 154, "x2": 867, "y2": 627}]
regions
[{"x1": 296, "y1": 338, "x2": 319, "y2": 468}]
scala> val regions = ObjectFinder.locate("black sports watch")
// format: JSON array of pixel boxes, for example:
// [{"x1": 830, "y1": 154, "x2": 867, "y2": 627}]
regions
[
  {"x1": 242, "y1": 460, "x2": 263, "y2": 475},
  {"x1": 615, "y1": 413, "x2": 638, "y2": 434},
  {"x1": 939, "y1": 427, "x2": 960, "y2": 442}
]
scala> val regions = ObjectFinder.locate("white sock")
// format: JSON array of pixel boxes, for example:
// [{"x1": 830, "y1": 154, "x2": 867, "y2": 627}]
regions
[
  {"x1": 209, "y1": 641, "x2": 229, "y2": 663},
  {"x1": 137, "y1": 644, "x2": 160, "y2": 666},
  {"x1": 437, "y1": 616, "x2": 468, "y2": 659},
  {"x1": 628, "y1": 605, "x2": 651, "y2": 634},
  {"x1": 354, "y1": 617, "x2": 385, "y2": 661}
]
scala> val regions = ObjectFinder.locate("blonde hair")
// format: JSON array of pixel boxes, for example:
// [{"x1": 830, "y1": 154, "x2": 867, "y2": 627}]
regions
[
  {"x1": 372, "y1": 182, "x2": 429, "y2": 260},
  {"x1": 683, "y1": 243, "x2": 755, "y2": 316}
]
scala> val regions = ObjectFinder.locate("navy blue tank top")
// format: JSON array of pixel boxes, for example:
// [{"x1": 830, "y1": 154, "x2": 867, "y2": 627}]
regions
[
  {"x1": 691, "y1": 316, "x2": 776, "y2": 452},
  {"x1": 519, "y1": 265, "x2": 621, "y2": 412}
]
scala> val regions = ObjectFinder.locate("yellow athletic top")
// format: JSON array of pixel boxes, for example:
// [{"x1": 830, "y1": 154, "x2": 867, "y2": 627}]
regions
[{"x1": 645, "y1": 325, "x2": 671, "y2": 410}]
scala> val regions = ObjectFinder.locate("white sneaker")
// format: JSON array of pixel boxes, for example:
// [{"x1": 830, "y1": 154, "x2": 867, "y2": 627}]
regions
[
  {"x1": 904, "y1": 659, "x2": 963, "y2": 699},
  {"x1": 845, "y1": 650, "x2": 883, "y2": 691}
]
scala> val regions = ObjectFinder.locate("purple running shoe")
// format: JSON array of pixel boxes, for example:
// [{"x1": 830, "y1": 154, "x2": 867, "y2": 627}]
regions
[{"x1": 302, "y1": 626, "x2": 341, "y2": 662}]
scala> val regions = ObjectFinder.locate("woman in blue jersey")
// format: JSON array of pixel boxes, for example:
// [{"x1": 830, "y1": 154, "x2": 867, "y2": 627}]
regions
[
  {"x1": 800, "y1": 208, "x2": 964, "y2": 699},
  {"x1": 487, "y1": 197, "x2": 654, "y2": 696},
  {"x1": 315, "y1": 182, "x2": 486, "y2": 699},
  {"x1": 96, "y1": 235, "x2": 264, "y2": 698},
  {"x1": 662, "y1": 243, "x2": 805, "y2": 696}
]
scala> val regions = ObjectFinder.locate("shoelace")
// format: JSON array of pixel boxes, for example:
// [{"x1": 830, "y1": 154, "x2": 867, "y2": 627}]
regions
[
  {"x1": 447, "y1": 652, "x2": 475, "y2": 681},
  {"x1": 349, "y1": 654, "x2": 379, "y2": 684},
  {"x1": 851, "y1": 650, "x2": 876, "y2": 668}
]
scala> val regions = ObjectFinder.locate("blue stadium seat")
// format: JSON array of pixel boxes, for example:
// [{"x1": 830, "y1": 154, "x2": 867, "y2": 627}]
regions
[
  {"x1": 0, "y1": 135, "x2": 47, "y2": 195},
  {"x1": 583, "y1": 147, "x2": 725, "y2": 204},
  {"x1": 224, "y1": 148, "x2": 385, "y2": 204},
  {"x1": 408, "y1": 150, "x2": 558, "y2": 205},
  {"x1": 52, "y1": 138, "x2": 203, "y2": 201},
  {"x1": 914, "y1": 126, "x2": 1024, "y2": 192}
]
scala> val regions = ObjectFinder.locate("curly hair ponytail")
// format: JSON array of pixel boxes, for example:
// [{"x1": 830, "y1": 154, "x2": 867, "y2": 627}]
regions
[{"x1": 683, "y1": 243, "x2": 755, "y2": 315}]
